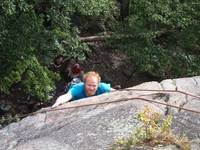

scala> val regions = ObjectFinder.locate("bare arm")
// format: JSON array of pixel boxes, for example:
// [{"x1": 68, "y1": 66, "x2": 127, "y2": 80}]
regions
[
  {"x1": 110, "y1": 88, "x2": 116, "y2": 91},
  {"x1": 52, "y1": 92, "x2": 73, "y2": 108}
]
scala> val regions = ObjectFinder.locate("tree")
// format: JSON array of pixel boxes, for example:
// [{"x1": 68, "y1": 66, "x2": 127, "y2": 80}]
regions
[
  {"x1": 112, "y1": 0, "x2": 200, "y2": 78},
  {"x1": 0, "y1": 0, "x2": 118, "y2": 100},
  {"x1": 117, "y1": 0, "x2": 130, "y2": 21}
]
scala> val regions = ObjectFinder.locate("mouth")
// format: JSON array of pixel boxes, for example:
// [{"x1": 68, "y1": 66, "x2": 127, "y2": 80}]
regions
[{"x1": 88, "y1": 90, "x2": 95, "y2": 94}]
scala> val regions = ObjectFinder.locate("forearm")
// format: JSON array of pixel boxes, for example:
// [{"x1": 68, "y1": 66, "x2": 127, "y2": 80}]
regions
[
  {"x1": 110, "y1": 88, "x2": 116, "y2": 91},
  {"x1": 52, "y1": 92, "x2": 72, "y2": 108},
  {"x1": 58, "y1": 94, "x2": 72, "y2": 103}
]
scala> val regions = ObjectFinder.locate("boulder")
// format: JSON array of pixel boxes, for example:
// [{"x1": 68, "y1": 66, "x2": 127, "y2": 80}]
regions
[{"x1": 0, "y1": 76, "x2": 200, "y2": 150}]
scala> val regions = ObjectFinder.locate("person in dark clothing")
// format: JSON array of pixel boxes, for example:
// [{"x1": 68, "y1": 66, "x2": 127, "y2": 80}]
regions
[{"x1": 49, "y1": 55, "x2": 84, "y2": 97}]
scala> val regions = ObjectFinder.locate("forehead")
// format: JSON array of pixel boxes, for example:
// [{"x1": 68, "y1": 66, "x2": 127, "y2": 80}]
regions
[{"x1": 85, "y1": 75, "x2": 99, "y2": 84}]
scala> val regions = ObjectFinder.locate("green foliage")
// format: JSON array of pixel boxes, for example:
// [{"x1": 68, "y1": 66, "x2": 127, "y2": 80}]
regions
[
  {"x1": 0, "y1": 114, "x2": 20, "y2": 129},
  {"x1": 0, "y1": 0, "x2": 118, "y2": 100},
  {"x1": 112, "y1": 0, "x2": 200, "y2": 78},
  {"x1": 70, "y1": 0, "x2": 118, "y2": 32},
  {"x1": 112, "y1": 106, "x2": 190, "y2": 150},
  {"x1": 21, "y1": 56, "x2": 57, "y2": 100},
  {"x1": 72, "y1": 0, "x2": 116, "y2": 16}
]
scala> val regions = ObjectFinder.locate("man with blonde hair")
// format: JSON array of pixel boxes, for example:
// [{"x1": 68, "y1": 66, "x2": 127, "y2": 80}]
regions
[{"x1": 52, "y1": 71, "x2": 114, "y2": 108}]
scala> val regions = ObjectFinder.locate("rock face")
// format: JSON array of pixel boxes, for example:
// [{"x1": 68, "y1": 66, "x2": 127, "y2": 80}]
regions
[{"x1": 0, "y1": 76, "x2": 200, "y2": 150}]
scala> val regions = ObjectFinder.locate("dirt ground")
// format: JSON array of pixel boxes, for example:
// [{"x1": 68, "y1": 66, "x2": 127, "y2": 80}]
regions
[{"x1": 82, "y1": 41, "x2": 162, "y2": 88}]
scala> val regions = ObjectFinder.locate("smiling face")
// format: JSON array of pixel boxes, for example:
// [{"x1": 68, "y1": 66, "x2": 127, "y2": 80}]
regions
[{"x1": 84, "y1": 75, "x2": 99, "y2": 96}]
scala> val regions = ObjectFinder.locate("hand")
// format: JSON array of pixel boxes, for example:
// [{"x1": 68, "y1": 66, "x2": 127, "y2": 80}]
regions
[
  {"x1": 51, "y1": 101, "x2": 60, "y2": 108},
  {"x1": 51, "y1": 92, "x2": 72, "y2": 108},
  {"x1": 51, "y1": 95, "x2": 64, "y2": 108}
]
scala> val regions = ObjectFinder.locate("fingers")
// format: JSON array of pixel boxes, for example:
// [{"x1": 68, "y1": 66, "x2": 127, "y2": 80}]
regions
[
  {"x1": 51, "y1": 101, "x2": 60, "y2": 108},
  {"x1": 51, "y1": 93, "x2": 71, "y2": 109}
]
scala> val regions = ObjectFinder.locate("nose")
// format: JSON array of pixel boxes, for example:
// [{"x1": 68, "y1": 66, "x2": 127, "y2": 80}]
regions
[{"x1": 86, "y1": 84, "x2": 96, "y2": 90}]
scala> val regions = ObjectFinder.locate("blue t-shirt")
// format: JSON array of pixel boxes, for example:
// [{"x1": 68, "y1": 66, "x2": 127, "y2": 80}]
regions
[{"x1": 68, "y1": 82, "x2": 110, "y2": 100}]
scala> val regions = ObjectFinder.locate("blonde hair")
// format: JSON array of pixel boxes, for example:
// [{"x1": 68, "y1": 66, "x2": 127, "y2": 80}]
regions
[{"x1": 83, "y1": 71, "x2": 101, "y2": 83}]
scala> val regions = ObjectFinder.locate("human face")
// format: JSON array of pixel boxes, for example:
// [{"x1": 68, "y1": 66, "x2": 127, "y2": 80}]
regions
[{"x1": 84, "y1": 76, "x2": 99, "y2": 96}]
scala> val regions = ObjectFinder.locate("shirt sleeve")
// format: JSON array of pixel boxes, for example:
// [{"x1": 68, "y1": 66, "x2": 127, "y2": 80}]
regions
[
  {"x1": 99, "y1": 83, "x2": 111, "y2": 93},
  {"x1": 68, "y1": 83, "x2": 84, "y2": 99}
]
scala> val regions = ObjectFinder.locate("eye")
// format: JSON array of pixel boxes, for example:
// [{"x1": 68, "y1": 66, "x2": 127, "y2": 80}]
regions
[{"x1": 86, "y1": 84, "x2": 97, "y2": 88}]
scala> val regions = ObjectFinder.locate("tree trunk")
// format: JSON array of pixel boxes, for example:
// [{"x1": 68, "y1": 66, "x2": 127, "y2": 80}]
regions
[
  {"x1": 80, "y1": 35, "x2": 111, "y2": 42},
  {"x1": 117, "y1": 0, "x2": 130, "y2": 21}
]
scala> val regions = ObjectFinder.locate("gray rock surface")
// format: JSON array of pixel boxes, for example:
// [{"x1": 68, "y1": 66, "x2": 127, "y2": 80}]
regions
[{"x1": 0, "y1": 76, "x2": 200, "y2": 150}]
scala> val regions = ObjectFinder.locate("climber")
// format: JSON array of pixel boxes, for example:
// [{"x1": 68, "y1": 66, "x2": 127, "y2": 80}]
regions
[{"x1": 52, "y1": 71, "x2": 115, "y2": 108}]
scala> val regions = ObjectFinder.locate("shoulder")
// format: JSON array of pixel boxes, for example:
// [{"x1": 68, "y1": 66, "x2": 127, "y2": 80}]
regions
[
  {"x1": 69, "y1": 82, "x2": 84, "y2": 90},
  {"x1": 68, "y1": 82, "x2": 85, "y2": 99},
  {"x1": 98, "y1": 82, "x2": 111, "y2": 92},
  {"x1": 99, "y1": 82, "x2": 110, "y2": 87}
]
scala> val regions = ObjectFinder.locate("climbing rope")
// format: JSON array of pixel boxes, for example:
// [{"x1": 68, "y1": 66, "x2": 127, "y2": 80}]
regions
[{"x1": 1, "y1": 88, "x2": 200, "y2": 123}]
